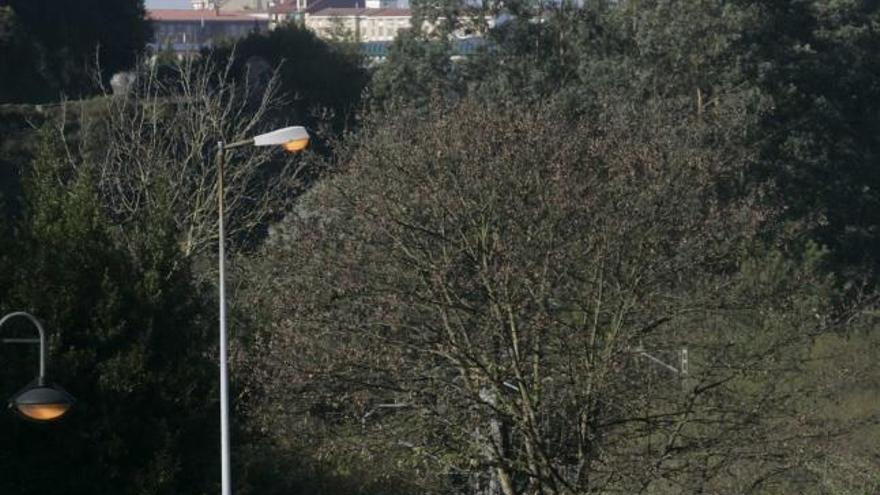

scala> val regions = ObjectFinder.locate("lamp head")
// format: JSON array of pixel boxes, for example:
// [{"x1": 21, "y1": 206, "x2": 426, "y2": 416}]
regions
[
  {"x1": 9, "y1": 378, "x2": 75, "y2": 422},
  {"x1": 253, "y1": 126, "x2": 310, "y2": 153}
]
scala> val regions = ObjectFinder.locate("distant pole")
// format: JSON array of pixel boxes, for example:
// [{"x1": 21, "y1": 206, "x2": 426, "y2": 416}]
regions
[
  {"x1": 216, "y1": 141, "x2": 232, "y2": 495},
  {"x1": 680, "y1": 348, "x2": 689, "y2": 377}
]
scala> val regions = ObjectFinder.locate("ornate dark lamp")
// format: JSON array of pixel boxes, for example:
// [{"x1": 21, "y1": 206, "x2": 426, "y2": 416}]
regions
[{"x1": 1, "y1": 311, "x2": 75, "y2": 422}]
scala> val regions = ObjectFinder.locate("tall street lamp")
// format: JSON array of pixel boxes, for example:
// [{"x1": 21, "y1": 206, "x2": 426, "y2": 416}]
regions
[
  {"x1": 1, "y1": 311, "x2": 76, "y2": 422},
  {"x1": 215, "y1": 126, "x2": 309, "y2": 495}
]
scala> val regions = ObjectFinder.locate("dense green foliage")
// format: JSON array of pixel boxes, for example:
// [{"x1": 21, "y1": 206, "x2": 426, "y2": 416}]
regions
[
  {"x1": 209, "y1": 23, "x2": 369, "y2": 139},
  {"x1": 0, "y1": 132, "x2": 216, "y2": 494},
  {"x1": 375, "y1": 0, "x2": 880, "y2": 279},
  {"x1": 242, "y1": 94, "x2": 875, "y2": 494},
  {"x1": 0, "y1": 7, "x2": 51, "y2": 102}
]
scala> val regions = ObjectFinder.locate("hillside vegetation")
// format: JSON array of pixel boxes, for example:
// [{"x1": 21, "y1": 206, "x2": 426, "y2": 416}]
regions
[{"x1": 1, "y1": 2, "x2": 879, "y2": 495}]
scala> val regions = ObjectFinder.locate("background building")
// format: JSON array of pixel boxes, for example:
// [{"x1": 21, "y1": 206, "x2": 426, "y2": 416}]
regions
[
  {"x1": 149, "y1": 0, "x2": 485, "y2": 60},
  {"x1": 306, "y1": 7, "x2": 410, "y2": 42},
  {"x1": 267, "y1": 0, "x2": 411, "y2": 42},
  {"x1": 149, "y1": 9, "x2": 269, "y2": 53}
]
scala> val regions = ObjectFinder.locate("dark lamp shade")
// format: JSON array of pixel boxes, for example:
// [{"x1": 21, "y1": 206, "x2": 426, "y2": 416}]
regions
[{"x1": 9, "y1": 381, "x2": 75, "y2": 422}]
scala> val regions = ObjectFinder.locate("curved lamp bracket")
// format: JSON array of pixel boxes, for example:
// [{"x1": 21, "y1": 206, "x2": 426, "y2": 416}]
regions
[{"x1": 0, "y1": 311, "x2": 47, "y2": 381}]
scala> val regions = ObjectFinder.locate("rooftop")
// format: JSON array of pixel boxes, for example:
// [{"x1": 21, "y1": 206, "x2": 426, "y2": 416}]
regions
[
  {"x1": 310, "y1": 7, "x2": 410, "y2": 17},
  {"x1": 301, "y1": 0, "x2": 359, "y2": 12},
  {"x1": 148, "y1": 9, "x2": 267, "y2": 22},
  {"x1": 270, "y1": 0, "x2": 404, "y2": 15},
  {"x1": 268, "y1": 0, "x2": 302, "y2": 14}
]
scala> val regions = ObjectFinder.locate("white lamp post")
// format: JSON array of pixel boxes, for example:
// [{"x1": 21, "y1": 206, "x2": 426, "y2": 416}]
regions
[{"x1": 215, "y1": 126, "x2": 309, "y2": 495}]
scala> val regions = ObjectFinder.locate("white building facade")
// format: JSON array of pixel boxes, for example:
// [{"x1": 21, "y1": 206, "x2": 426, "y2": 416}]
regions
[{"x1": 305, "y1": 8, "x2": 411, "y2": 42}]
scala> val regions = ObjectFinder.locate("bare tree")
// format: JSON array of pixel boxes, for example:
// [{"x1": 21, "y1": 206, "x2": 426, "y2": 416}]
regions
[
  {"x1": 53, "y1": 54, "x2": 310, "y2": 258},
  {"x1": 239, "y1": 98, "x2": 853, "y2": 494}
]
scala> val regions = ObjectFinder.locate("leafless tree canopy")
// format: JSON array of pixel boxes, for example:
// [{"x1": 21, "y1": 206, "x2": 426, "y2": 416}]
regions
[
  {"x1": 241, "y1": 99, "x2": 844, "y2": 494},
  {"x1": 54, "y1": 55, "x2": 310, "y2": 257}
]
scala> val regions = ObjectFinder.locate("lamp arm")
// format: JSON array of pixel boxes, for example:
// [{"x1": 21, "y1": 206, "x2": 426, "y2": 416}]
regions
[
  {"x1": 219, "y1": 138, "x2": 255, "y2": 150},
  {"x1": 0, "y1": 311, "x2": 47, "y2": 380}
]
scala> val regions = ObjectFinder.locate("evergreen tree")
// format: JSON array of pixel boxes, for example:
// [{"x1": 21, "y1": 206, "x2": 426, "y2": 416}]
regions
[
  {"x1": 0, "y1": 0, "x2": 149, "y2": 103},
  {"x1": 376, "y1": 0, "x2": 880, "y2": 279},
  {"x1": 209, "y1": 23, "x2": 369, "y2": 138},
  {"x1": 0, "y1": 130, "x2": 216, "y2": 495},
  {"x1": 0, "y1": 6, "x2": 54, "y2": 102}
]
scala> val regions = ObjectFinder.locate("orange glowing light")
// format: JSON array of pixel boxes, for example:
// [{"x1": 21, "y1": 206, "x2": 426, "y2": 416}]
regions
[{"x1": 282, "y1": 138, "x2": 309, "y2": 152}]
